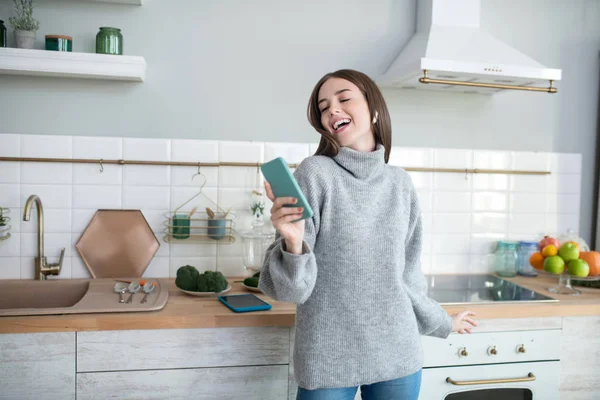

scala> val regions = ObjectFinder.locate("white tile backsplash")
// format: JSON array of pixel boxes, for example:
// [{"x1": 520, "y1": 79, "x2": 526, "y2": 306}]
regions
[
  {"x1": 123, "y1": 165, "x2": 170, "y2": 186},
  {"x1": 0, "y1": 162, "x2": 20, "y2": 184},
  {"x1": 0, "y1": 233, "x2": 20, "y2": 257},
  {"x1": 472, "y1": 174, "x2": 508, "y2": 191},
  {"x1": 509, "y1": 175, "x2": 546, "y2": 193},
  {"x1": 0, "y1": 135, "x2": 584, "y2": 279},
  {"x1": 73, "y1": 136, "x2": 122, "y2": 159},
  {"x1": 123, "y1": 186, "x2": 170, "y2": 210},
  {"x1": 123, "y1": 138, "x2": 170, "y2": 161},
  {"x1": 472, "y1": 192, "x2": 507, "y2": 212},
  {"x1": 21, "y1": 184, "x2": 72, "y2": 209},
  {"x1": 21, "y1": 162, "x2": 72, "y2": 185},
  {"x1": 0, "y1": 184, "x2": 20, "y2": 208},
  {"x1": 433, "y1": 149, "x2": 473, "y2": 169},
  {"x1": 512, "y1": 151, "x2": 549, "y2": 171},
  {"x1": 20, "y1": 209, "x2": 71, "y2": 233},
  {"x1": 473, "y1": 150, "x2": 511, "y2": 169},
  {"x1": 549, "y1": 153, "x2": 582, "y2": 174},
  {"x1": 219, "y1": 141, "x2": 264, "y2": 163},
  {"x1": 0, "y1": 134, "x2": 20, "y2": 157},
  {"x1": 509, "y1": 193, "x2": 547, "y2": 214},
  {"x1": 171, "y1": 139, "x2": 219, "y2": 163},
  {"x1": 73, "y1": 163, "x2": 122, "y2": 186},
  {"x1": 0, "y1": 257, "x2": 21, "y2": 279},
  {"x1": 21, "y1": 233, "x2": 71, "y2": 258},
  {"x1": 433, "y1": 173, "x2": 472, "y2": 192},
  {"x1": 431, "y1": 213, "x2": 471, "y2": 234},
  {"x1": 171, "y1": 166, "x2": 218, "y2": 187},
  {"x1": 21, "y1": 134, "x2": 72, "y2": 158},
  {"x1": 73, "y1": 185, "x2": 121, "y2": 209},
  {"x1": 389, "y1": 147, "x2": 432, "y2": 167},
  {"x1": 434, "y1": 192, "x2": 471, "y2": 213}
]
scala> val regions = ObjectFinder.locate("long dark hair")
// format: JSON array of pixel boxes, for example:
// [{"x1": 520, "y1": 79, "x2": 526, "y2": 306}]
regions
[{"x1": 307, "y1": 69, "x2": 391, "y2": 163}]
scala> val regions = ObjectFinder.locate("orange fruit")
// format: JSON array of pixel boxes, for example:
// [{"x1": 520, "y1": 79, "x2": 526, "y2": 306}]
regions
[
  {"x1": 529, "y1": 252, "x2": 545, "y2": 270},
  {"x1": 542, "y1": 245, "x2": 558, "y2": 257},
  {"x1": 578, "y1": 251, "x2": 600, "y2": 276}
]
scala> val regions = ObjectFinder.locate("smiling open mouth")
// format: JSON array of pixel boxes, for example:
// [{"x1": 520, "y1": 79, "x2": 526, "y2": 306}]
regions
[{"x1": 332, "y1": 118, "x2": 351, "y2": 131}]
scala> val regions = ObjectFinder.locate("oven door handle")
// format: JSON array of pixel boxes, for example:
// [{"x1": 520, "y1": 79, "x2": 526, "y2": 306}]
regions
[{"x1": 446, "y1": 373, "x2": 536, "y2": 386}]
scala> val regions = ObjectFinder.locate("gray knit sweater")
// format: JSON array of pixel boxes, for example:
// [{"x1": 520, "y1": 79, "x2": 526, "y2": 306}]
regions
[{"x1": 259, "y1": 144, "x2": 452, "y2": 390}]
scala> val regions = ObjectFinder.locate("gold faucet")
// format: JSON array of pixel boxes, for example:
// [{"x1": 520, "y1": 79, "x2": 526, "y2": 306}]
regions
[{"x1": 23, "y1": 195, "x2": 65, "y2": 280}]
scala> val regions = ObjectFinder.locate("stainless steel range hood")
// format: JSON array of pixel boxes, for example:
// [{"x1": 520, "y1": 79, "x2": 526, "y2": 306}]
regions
[{"x1": 377, "y1": 0, "x2": 562, "y2": 94}]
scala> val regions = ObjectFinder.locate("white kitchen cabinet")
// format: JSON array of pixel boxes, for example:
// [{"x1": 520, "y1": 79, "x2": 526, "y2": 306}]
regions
[
  {"x1": 77, "y1": 326, "x2": 289, "y2": 372},
  {"x1": 0, "y1": 332, "x2": 75, "y2": 400},
  {"x1": 560, "y1": 316, "x2": 600, "y2": 400},
  {"x1": 77, "y1": 365, "x2": 288, "y2": 400}
]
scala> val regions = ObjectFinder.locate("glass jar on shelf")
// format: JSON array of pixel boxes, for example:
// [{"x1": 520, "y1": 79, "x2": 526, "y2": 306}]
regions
[
  {"x1": 238, "y1": 218, "x2": 275, "y2": 274},
  {"x1": 96, "y1": 27, "x2": 123, "y2": 55},
  {"x1": 493, "y1": 241, "x2": 518, "y2": 277},
  {"x1": 517, "y1": 241, "x2": 539, "y2": 277}
]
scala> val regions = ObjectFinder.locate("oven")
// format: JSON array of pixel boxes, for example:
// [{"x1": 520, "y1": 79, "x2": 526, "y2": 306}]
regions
[{"x1": 420, "y1": 329, "x2": 561, "y2": 399}]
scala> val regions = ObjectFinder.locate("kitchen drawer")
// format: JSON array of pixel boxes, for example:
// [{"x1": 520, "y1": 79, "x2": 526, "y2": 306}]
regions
[
  {"x1": 77, "y1": 364, "x2": 288, "y2": 400},
  {"x1": 77, "y1": 327, "x2": 290, "y2": 372},
  {"x1": 422, "y1": 329, "x2": 561, "y2": 368}
]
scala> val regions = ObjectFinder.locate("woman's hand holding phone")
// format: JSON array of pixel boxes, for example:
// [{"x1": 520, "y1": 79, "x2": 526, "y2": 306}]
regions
[{"x1": 264, "y1": 181, "x2": 305, "y2": 255}]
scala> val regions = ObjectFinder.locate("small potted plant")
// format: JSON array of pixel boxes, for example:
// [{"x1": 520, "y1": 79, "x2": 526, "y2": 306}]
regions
[
  {"x1": 9, "y1": 0, "x2": 40, "y2": 49},
  {"x1": 0, "y1": 208, "x2": 10, "y2": 239}
]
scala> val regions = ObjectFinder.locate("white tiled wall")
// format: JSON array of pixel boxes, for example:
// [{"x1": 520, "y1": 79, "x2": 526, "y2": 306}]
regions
[{"x1": 0, "y1": 134, "x2": 582, "y2": 279}]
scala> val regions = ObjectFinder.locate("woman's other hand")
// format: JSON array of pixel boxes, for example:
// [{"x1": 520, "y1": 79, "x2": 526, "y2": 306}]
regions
[
  {"x1": 451, "y1": 311, "x2": 478, "y2": 334},
  {"x1": 265, "y1": 181, "x2": 305, "y2": 255}
]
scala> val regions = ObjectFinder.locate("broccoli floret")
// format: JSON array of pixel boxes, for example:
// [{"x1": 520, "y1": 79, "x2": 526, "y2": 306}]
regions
[
  {"x1": 244, "y1": 277, "x2": 259, "y2": 287},
  {"x1": 197, "y1": 271, "x2": 228, "y2": 292},
  {"x1": 175, "y1": 265, "x2": 200, "y2": 291}
]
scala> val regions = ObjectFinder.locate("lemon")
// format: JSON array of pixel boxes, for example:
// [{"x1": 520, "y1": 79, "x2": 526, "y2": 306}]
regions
[{"x1": 542, "y1": 245, "x2": 558, "y2": 257}]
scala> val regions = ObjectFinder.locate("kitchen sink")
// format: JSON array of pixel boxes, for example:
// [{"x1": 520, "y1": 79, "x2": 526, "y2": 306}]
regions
[
  {"x1": 0, "y1": 280, "x2": 90, "y2": 309},
  {"x1": 0, "y1": 278, "x2": 169, "y2": 317}
]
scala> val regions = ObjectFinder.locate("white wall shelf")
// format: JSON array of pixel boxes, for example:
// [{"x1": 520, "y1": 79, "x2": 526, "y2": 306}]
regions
[
  {"x1": 67, "y1": 0, "x2": 143, "y2": 4},
  {"x1": 0, "y1": 48, "x2": 146, "y2": 82}
]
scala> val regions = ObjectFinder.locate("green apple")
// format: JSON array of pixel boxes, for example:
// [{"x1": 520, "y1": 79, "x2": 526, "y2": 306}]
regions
[
  {"x1": 544, "y1": 256, "x2": 565, "y2": 275},
  {"x1": 568, "y1": 259, "x2": 589, "y2": 277},
  {"x1": 558, "y1": 243, "x2": 579, "y2": 262}
]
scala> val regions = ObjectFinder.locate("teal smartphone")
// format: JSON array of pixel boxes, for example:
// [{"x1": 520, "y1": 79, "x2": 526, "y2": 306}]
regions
[{"x1": 261, "y1": 157, "x2": 313, "y2": 221}]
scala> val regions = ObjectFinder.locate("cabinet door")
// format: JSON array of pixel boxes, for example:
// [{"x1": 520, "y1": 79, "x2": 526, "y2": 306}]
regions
[
  {"x1": 560, "y1": 316, "x2": 600, "y2": 400},
  {"x1": 77, "y1": 365, "x2": 288, "y2": 400},
  {"x1": 0, "y1": 332, "x2": 75, "y2": 400}
]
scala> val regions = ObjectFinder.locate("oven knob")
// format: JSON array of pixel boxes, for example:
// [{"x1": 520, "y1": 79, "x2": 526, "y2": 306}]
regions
[
  {"x1": 517, "y1": 345, "x2": 526, "y2": 354},
  {"x1": 487, "y1": 346, "x2": 498, "y2": 356},
  {"x1": 459, "y1": 347, "x2": 468, "y2": 357}
]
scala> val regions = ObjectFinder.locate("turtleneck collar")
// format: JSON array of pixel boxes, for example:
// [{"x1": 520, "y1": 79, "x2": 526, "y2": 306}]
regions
[{"x1": 333, "y1": 144, "x2": 385, "y2": 180}]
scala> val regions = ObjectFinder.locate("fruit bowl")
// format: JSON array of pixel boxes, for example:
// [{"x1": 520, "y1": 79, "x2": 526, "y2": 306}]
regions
[{"x1": 538, "y1": 269, "x2": 600, "y2": 296}]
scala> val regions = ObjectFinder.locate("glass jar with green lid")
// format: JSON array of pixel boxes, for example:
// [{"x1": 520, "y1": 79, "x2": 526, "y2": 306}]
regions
[
  {"x1": 96, "y1": 27, "x2": 123, "y2": 55},
  {"x1": 0, "y1": 20, "x2": 7, "y2": 48}
]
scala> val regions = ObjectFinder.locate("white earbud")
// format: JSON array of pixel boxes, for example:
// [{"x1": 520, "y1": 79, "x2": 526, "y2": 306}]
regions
[{"x1": 372, "y1": 111, "x2": 379, "y2": 124}]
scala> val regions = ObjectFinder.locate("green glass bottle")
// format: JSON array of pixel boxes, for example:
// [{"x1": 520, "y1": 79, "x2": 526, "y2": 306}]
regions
[
  {"x1": 0, "y1": 20, "x2": 7, "y2": 48},
  {"x1": 96, "y1": 27, "x2": 123, "y2": 55}
]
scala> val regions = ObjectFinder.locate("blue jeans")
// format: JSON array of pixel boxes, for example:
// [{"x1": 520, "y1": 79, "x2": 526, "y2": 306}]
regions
[{"x1": 296, "y1": 370, "x2": 422, "y2": 400}]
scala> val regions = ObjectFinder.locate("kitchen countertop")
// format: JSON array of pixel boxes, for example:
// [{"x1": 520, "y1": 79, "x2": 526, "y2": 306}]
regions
[{"x1": 0, "y1": 275, "x2": 599, "y2": 334}]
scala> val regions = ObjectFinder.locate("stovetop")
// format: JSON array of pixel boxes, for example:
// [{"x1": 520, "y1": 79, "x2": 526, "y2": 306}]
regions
[{"x1": 425, "y1": 274, "x2": 558, "y2": 305}]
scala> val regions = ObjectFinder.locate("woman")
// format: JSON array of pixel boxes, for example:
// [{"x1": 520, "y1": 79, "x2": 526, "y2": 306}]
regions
[{"x1": 259, "y1": 69, "x2": 477, "y2": 399}]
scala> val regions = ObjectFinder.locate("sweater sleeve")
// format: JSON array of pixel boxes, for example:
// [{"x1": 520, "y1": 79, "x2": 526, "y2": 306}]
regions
[
  {"x1": 403, "y1": 179, "x2": 453, "y2": 339},
  {"x1": 258, "y1": 160, "x2": 322, "y2": 304}
]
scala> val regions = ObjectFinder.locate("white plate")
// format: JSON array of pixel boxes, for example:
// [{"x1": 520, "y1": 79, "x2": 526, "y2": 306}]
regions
[
  {"x1": 179, "y1": 284, "x2": 231, "y2": 297},
  {"x1": 242, "y1": 283, "x2": 262, "y2": 293}
]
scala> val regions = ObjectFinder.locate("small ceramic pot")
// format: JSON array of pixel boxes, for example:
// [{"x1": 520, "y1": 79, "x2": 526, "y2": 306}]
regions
[{"x1": 15, "y1": 30, "x2": 35, "y2": 49}]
